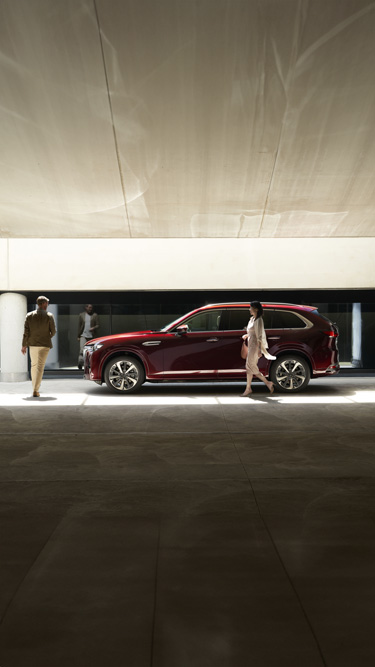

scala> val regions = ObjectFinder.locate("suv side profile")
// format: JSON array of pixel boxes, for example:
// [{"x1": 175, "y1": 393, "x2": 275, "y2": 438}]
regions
[{"x1": 84, "y1": 302, "x2": 340, "y2": 393}]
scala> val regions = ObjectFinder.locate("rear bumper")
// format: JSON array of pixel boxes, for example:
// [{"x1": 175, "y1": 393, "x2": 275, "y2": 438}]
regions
[{"x1": 313, "y1": 363, "x2": 340, "y2": 376}]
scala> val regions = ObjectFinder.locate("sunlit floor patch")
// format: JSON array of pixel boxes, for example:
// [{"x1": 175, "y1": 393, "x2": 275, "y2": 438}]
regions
[
  {"x1": 1, "y1": 388, "x2": 375, "y2": 407},
  {"x1": 0, "y1": 394, "x2": 87, "y2": 407},
  {"x1": 350, "y1": 391, "x2": 375, "y2": 403},
  {"x1": 268, "y1": 396, "x2": 352, "y2": 404},
  {"x1": 85, "y1": 395, "x2": 218, "y2": 406}
]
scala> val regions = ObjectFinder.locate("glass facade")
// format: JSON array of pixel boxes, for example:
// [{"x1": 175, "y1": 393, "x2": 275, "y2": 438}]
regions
[{"x1": 23, "y1": 293, "x2": 375, "y2": 371}]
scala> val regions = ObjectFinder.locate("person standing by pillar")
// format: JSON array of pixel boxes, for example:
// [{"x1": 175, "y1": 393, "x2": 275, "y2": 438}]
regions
[
  {"x1": 77, "y1": 304, "x2": 99, "y2": 370},
  {"x1": 21, "y1": 296, "x2": 56, "y2": 397}
]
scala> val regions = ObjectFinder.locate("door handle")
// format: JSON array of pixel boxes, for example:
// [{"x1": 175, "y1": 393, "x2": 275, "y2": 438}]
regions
[{"x1": 206, "y1": 337, "x2": 219, "y2": 342}]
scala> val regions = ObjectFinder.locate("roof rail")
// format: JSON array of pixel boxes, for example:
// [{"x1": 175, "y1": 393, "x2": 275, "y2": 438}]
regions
[{"x1": 203, "y1": 302, "x2": 311, "y2": 307}]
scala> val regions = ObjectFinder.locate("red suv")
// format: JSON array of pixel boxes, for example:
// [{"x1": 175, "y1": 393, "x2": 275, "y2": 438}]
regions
[{"x1": 83, "y1": 302, "x2": 339, "y2": 393}]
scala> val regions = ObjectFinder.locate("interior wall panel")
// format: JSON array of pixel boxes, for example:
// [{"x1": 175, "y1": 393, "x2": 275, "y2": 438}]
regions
[{"x1": 1, "y1": 238, "x2": 374, "y2": 291}]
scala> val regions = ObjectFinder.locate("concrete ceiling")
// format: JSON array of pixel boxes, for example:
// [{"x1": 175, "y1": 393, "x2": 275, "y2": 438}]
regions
[{"x1": 1, "y1": 0, "x2": 375, "y2": 239}]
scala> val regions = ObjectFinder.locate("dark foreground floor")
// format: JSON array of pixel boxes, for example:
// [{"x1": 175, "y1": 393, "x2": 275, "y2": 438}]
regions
[{"x1": 0, "y1": 376, "x2": 375, "y2": 667}]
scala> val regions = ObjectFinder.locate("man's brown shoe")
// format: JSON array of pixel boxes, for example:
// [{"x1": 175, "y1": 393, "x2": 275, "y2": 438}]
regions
[{"x1": 33, "y1": 391, "x2": 40, "y2": 397}]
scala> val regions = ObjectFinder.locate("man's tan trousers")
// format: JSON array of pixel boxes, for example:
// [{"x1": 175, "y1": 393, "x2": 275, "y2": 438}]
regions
[{"x1": 29, "y1": 346, "x2": 50, "y2": 392}]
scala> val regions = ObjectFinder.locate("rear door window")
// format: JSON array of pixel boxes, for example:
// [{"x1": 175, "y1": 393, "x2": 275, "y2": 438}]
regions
[
  {"x1": 262, "y1": 310, "x2": 272, "y2": 329},
  {"x1": 219, "y1": 308, "x2": 273, "y2": 331},
  {"x1": 220, "y1": 309, "x2": 249, "y2": 331}
]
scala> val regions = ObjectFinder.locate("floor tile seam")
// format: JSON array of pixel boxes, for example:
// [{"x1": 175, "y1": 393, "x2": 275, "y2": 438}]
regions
[
  {"x1": 150, "y1": 521, "x2": 161, "y2": 667},
  {"x1": 216, "y1": 398, "x2": 232, "y2": 435},
  {"x1": 0, "y1": 428, "x2": 341, "y2": 435},
  {"x1": 230, "y1": 438, "x2": 328, "y2": 666},
  {"x1": 247, "y1": 489, "x2": 328, "y2": 667},
  {"x1": 0, "y1": 478, "x2": 258, "y2": 486},
  {"x1": 1, "y1": 475, "x2": 374, "y2": 482},
  {"x1": 0, "y1": 517, "x2": 64, "y2": 631},
  {"x1": 0, "y1": 476, "x2": 253, "y2": 483}
]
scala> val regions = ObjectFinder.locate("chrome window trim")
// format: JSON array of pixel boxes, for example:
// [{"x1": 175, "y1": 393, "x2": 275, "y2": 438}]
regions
[
  {"x1": 218, "y1": 307, "x2": 312, "y2": 331},
  {"x1": 264, "y1": 309, "x2": 313, "y2": 330}
]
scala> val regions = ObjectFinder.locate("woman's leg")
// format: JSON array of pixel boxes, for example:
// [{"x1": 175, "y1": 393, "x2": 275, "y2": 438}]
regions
[
  {"x1": 241, "y1": 373, "x2": 253, "y2": 396},
  {"x1": 255, "y1": 372, "x2": 274, "y2": 393}
]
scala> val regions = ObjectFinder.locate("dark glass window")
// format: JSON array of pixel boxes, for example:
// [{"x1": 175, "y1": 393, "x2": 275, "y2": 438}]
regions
[
  {"x1": 112, "y1": 304, "x2": 162, "y2": 334},
  {"x1": 262, "y1": 310, "x2": 273, "y2": 329},
  {"x1": 220, "y1": 309, "x2": 248, "y2": 331},
  {"x1": 271, "y1": 311, "x2": 306, "y2": 329},
  {"x1": 219, "y1": 308, "x2": 273, "y2": 331},
  {"x1": 183, "y1": 309, "x2": 223, "y2": 331}
]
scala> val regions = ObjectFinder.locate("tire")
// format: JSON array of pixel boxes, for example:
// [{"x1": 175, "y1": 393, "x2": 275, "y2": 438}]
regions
[
  {"x1": 270, "y1": 355, "x2": 310, "y2": 393},
  {"x1": 104, "y1": 356, "x2": 145, "y2": 393}
]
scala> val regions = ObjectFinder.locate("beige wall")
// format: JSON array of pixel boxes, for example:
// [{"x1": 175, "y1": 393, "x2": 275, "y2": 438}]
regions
[{"x1": 0, "y1": 238, "x2": 374, "y2": 291}]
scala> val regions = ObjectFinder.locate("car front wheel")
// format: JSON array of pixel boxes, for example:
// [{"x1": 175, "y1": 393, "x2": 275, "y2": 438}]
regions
[
  {"x1": 104, "y1": 356, "x2": 145, "y2": 393},
  {"x1": 270, "y1": 355, "x2": 310, "y2": 393}
]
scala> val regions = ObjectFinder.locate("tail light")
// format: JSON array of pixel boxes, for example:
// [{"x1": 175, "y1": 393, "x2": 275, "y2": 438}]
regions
[{"x1": 322, "y1": 330, "x2": 338, "y2": 338}]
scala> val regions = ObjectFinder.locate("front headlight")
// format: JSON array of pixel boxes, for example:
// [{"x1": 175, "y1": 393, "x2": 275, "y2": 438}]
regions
[{"x1": 84, "y1": 342, "x2": 103, "y2": 355}]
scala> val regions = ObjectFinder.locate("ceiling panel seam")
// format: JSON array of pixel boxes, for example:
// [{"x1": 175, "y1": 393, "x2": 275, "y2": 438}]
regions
[
  {"x1": 259, "y1": 2, "x2": 308, "y2": 237},
  {"x1": 93, "y1": 0, "x2": 131, "y2": 237}
]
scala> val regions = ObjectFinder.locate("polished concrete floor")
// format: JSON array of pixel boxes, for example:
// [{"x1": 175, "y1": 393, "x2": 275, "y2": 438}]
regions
[{"x1": 0, "y1": 376, "x2": 375, "y2": 667}]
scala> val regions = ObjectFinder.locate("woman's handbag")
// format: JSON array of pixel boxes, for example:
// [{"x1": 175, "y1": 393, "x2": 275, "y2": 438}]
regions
[{"x1": 241, "y1": 339, "x2": 248, "y2": 360}]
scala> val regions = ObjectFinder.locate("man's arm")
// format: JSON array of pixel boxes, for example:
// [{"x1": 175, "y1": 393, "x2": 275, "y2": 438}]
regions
[
  {"x1": 22, "y1": 316, "x2": 30, "y2": 348},
  {"x1": 21, "y1": 315, "x2": 29, "y2": 354},
  {"x1": 49, "y1": 314, "x2": 57, "y2": 338},
  {"x1": 90, "y1": 313, "x2": 100, "y2": 332}
]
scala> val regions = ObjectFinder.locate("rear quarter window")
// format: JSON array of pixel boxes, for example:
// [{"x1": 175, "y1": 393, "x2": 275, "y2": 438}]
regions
[{"x1": 271, "y1": 311, "x2": 306, "y2": 329}]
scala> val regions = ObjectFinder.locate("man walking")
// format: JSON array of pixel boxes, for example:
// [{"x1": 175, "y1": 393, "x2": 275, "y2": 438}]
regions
[
  {"x1": 21, "y1": 296, "x2": 56, "y2": 397},
  {"x1": 77, "y1": 304, "x2": 99, "y2": 370}
]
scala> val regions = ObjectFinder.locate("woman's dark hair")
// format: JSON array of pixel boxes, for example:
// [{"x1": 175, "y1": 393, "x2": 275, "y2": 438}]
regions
[{"x1": 250, "y1": 300, "x2": 263, "y2": 319}]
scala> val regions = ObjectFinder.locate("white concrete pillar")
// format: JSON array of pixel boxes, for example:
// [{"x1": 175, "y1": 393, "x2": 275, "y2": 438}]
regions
[
  {"x1": 351, "y1": 302, "x2": 363, "y2": 368},
  {"x1": 0, "y1": 292, "x2": 29, "y2": 382}
]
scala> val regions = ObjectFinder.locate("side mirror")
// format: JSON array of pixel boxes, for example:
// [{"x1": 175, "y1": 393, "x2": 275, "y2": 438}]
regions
[{"x1": 176, "y1": 325, "x2": 188, "y2": 335}]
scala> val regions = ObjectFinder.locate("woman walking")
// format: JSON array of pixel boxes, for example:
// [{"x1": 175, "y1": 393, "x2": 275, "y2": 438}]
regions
[{"x1": 242, "y1": 301, "x2": 276, "y2": 396}]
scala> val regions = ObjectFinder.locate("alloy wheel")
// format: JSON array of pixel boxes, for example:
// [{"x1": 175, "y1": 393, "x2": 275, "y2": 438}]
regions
[
  {"x1": 104, "y1": 356, "x2": 144, "y2": 393},
  {"x1": 272, "y1": 356, "x2": 310, "y2": 392}
]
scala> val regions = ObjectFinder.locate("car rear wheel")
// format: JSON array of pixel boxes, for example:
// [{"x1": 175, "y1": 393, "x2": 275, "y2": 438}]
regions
[
  {"x1": 270, "y1": 355, "x2": 310, "y2": 393},
  {"x1": 104, "y1": 356, "x2": 145, "y2": 393}
]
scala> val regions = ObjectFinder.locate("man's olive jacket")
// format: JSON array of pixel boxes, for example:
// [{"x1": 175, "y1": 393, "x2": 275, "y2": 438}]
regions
[
  {"x1": 22, "y1": 310, "x2": 56, "y2": 348},
  {"x1": 77, "y1": 312, "x2": 100, "y2": 338}
]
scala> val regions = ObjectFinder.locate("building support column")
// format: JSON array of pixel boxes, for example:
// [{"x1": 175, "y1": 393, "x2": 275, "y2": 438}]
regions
[
  {"x1": 0, "y1": 292, "x2": 28, "y2": 382},
  {"x1": 351, "y1": 302, "x2": 363, "y2": 368}
]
